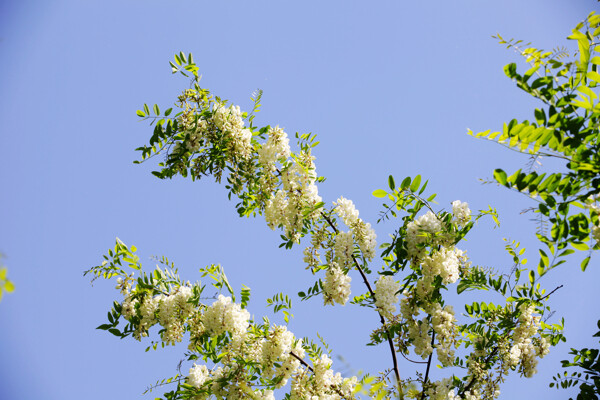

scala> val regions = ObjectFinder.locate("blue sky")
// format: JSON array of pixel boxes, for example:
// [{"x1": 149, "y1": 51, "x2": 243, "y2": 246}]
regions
[{"x1": 1, "y1": 1, "x2": 599, "y2": 399}]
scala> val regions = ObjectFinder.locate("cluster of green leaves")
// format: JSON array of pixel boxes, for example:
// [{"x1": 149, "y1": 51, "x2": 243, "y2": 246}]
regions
[
  {"x1": 88, "y1": 14, "x2": 600, "y2": 395},
  {"x1": 471, "y1": 12, "x2": 600, "y2": 275},
  {"x1": 551, "y1": 320, "x2": 600, "y2": 400},
  {"x1": 472, "y1": 12, "x2": 600, "y2": 399},
  {"x1": 84, "y1": 238, "x2": 141, "y2": 283},
  {"x1": 266, "y1": 292, "x2": 294, "y2": 323},
  {"x1": 89, "y1": 240, "x2": 350, "y2": 400}
]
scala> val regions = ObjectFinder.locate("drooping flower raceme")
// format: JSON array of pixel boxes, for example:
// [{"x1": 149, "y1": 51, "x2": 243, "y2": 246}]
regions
[
  {"x1": 202, "y1": 294, "x2": 250, "y2": 337},
  {"x1": 258, "y1": 125, "x2": 291, "y2": 168},
  {"x1": 406, "y1": 211, "x2": 443, "y2": 259},
  {"x1": 334, "y1": 231, "x2": 354, "y2": 267},
  {"x1": 334, "y1": 196, "x2": 360, "y2": 226},
  {"x1": 452, "y1": 200, "x2": 471, "y2": 227},
  {"x1": 323, "y1": 263, "x2": 352, "y2": 305},
  {"x1": 375, "y1": 275, "x2": 400, "y2": 319},
  {"x1": 261, "y1": 325, "x2": 295, "y2": 377},
  {"x1": 422, "y1": 246, "x2": 462, "y2": 285},
  {"x1": 505, "y1": 303, "x2": 549, "y2": 378},
  {"x1": 431, "y1": 303, "x2": 458, "y2": 367},
  {"x1": 211, "y1": 102, "x2": 252, "y2": 159},
  {"x1": 334, "y1": 197, "x2": 377, "y2": 261},
  {"x1": 188, "y1": 363, "x2": 211, "y2": 390}
]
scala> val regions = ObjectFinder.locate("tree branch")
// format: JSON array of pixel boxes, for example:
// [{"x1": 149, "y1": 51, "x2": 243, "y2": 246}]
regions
[{"x1": 321, "y1": 211, "x2": 403, "y2": 398}]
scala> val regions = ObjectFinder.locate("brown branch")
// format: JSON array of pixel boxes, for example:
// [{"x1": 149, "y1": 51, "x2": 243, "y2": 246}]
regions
[
  {"x1": 290, "y1": 351, "x2": 313, "y2": 373},
  {"x1": 321, "y1": 212, "x2": 403, "y2": 399},
  {"x1": 537, "y1": 284, "x2": 563, "y2": 302}
]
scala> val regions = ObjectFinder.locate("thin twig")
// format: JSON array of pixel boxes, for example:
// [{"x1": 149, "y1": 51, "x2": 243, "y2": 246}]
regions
[
  {"x1": 537, "y1": 284, "x2": 563, "y2": 302},
  {"x1": 399, "y1": 352, "x2": 428, "y2": 364}
]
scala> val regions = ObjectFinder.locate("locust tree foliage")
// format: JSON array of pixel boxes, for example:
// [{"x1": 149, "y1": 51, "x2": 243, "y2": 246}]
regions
[{"x1": 85, "y1": 12, "x2": 600, "y2": 400}]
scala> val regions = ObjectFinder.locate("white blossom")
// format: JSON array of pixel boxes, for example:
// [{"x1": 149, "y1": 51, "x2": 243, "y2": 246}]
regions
[
  {"x1": 203, "y1": 295, "x2": 250, "y2": 337},
  {"x1": 261, "y1": 325, "x2": 295, "y2": 377},
  {"x1": 406, "y1": 211, "x2": 443, "y2": 259},
  {"x1": 334, "y1": 231, "x2": 354, "y2": 266},
  {"x1": 323, "y1": 264, "x2": 351, "y2": 305},
  {"x1": 452, "y1": 200, "x2": 471, "y2": 227},
  {"x1": 334, "y1": 196, "x2": 359, "y2": 226},
  {"x1": 187, "y1": 363, "x2": 210, "y2": 389},
  {"x1": 375, "y1": 275, "x2": 400, "y2": 319}
]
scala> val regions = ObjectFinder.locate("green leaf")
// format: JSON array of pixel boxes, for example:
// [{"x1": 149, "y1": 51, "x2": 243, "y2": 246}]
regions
[
  {"x1": 136, "y1": 110, "x2": 146, "y2": 117},
  {"x1": 581, "y1": 257, "x2": 591, "y2": 272},
  {"x1": 372, "y1": 189, "x2": 387, "y2": 198},
  {"x1": 400, "y1": 176, "x2": 411, "y2": 190},
  {"x1": 571, "y1": 242, "x2": 589, "y2": 251},
  {"x1": 108, "y1": 328, "x2": 121, "y2": 337},
  {"x1": 587, "y1": 70, "x2": 600, "y2": 84},
  {"x1": 153, "y1": 104, "x2": 160, "y2": 116},
  {"x1": 388, "y1": 175, "x2": 395, "y2": 191},
  {"x1": 529, "y1": 270, "x2": 535, "y2": 284},
  {"x1": 410, "y1": 175, "x2": 421, "y2": 192},
  {"x1": 493, "y1": 169, "x2": 508, "y2": 186}
]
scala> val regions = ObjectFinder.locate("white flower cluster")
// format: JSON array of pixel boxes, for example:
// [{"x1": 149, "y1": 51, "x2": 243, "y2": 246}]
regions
[
  {"x1": 290, "y1": 354, "x2": 357, "y2": 400},
  {"x1": 264, "y1": 150, "x2": 322, "y2": 242},
  {"x1": 408, "y1": 318, "x2": 434, "y2": 359},
  {"x1": 334, "y1": 197, "x2": 377, "y2": 261},
  {"x1": 136, "y1": 295, "x2": 159, "y2": 339},
  {"x1": 406, "y1": 211, "x2": 443, "y2": 259},
  {"x1": 185, "y1": 119, "x2": 208, "y2": 152},
  {"x1": 157, "y1": 286, "x2": 194, "y2": 344},
  {"x1": 505, "y1": 304, "x2": 549, "y2": 377},
  {"x1": 375, "y1": 275, "x2": 400, "y2": 319},
  {"x1": 423, "y1": 247, "x2": 462, "y2": 284},
  {"x1": 323, "y1": 264, "x2": 352, "y2": 306},
  {"x1": 211, "y1": 102, "x2": 253, "y2": 159},
  {"x1": 335, "y1": 196, "x2": 359, "y2": 226},
  {"x1": 593, "y1": 224, "x2": 600, "y2": 243},
  {"x1": 115, "y1": 274, "x2": 133, "y2": 295},
  {"x1": 588, "y1": 198, "x2": 600, "y2": 244},
  {"x1": 112, "y1": 265, "x2": 356, "y2": 398},
  {"x1": 184, "y1": 322, "x2": 356, "y2": 399},
  {"x1": 177, "y1": 101, "x2": 253, "y2": 162},
  {"x1": 426, "y1": 378, "x2": 454, "y2": 400},
  {"x1": 334, "y1": 231, "x2": 354, "y2": 267},
  {"x1": 120, "y1": 283, "x2": 193, "y2": 343},
  {"x1": 303, "y1": 225, "x2": 328, "y2": 269},
  {"x1": 424, "y1": 377, "x2": 483, "y2": 400},
  {"x1": 258, "y1": 126, "x2": 291, "y2": 169},
  {"x1": 273, "y1": 341, "x2": 305, "y2": 388},
  {"x1": 202, "y1": 294, "x2": 250, "y2": 337},
  {"x1": 187, "y1": 363, "x2": 210, "y2": 390},
  {"x1": 431, "y1": 303, "x2": 457, "y2": 367},
  {"x1": 452, "y1": 200, "x2": 471, "y2": 228},
  {"x1": 416, "y1": 247, "x2": 464, "y2": 302},
  {"x1": 261, "y1": 325, "x2": 295, "y2": 378}
]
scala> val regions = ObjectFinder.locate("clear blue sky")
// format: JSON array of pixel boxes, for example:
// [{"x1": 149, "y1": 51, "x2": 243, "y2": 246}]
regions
[{"x1": 1, "y1": 1, "x2": 599, "y2": 399}]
